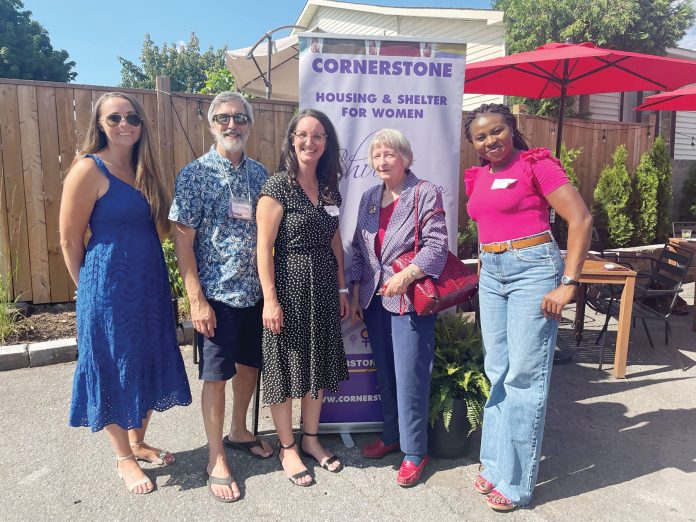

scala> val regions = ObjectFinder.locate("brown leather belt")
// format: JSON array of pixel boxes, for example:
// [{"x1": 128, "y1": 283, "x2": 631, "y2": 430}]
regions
[{"x1": 480, "y1": 231, "x2": 553, "y2": 254}]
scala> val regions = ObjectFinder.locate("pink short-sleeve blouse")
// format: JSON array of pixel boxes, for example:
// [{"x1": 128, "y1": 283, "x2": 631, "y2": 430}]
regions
[{"x1": 465, "y1": 148, "x2": 569, "y2": 244}]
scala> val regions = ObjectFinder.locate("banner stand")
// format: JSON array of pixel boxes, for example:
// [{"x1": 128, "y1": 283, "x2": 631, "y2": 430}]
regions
[{"x1": 298, "y1": 33, "x2": 467, "y2": 437}]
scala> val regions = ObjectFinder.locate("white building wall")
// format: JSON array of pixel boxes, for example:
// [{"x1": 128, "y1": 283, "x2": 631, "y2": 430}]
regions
[
  {"x1": 307, "y1": 5, "x2": 505, "y2": 110},
  {"x1": 588, "y1": 92, "x2": 621, "y2": 121},
  {"x1": 675, "y1": 111, "x2": 696, "y2": 160}
]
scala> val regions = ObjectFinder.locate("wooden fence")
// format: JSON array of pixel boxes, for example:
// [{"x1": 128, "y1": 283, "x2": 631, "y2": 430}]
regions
[
  {"x1": 0, "y1": 77, "x2": 653, "y2": 303},
  {"x1": 0, "y1": 78, "x2": 295, "y2": 304}
]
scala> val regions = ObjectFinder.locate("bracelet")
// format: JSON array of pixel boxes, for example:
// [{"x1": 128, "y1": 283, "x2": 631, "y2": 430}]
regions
[
  {"x1": 408, "y1": 268, "x2": 417, "y2": 279},
  {"x1": 338, "y1": 288, "x2": 349, "y2": 294}
]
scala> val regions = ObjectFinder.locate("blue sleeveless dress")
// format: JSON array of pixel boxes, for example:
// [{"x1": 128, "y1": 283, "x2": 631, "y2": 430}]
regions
[{"x1": 69, "y1": 155, "x2": 191, "y2": 432}]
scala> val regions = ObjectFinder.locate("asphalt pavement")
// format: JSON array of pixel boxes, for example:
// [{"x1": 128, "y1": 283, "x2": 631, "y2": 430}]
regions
[{"x1": 1, "y1": 285, "x2": 695, "y2": 521}]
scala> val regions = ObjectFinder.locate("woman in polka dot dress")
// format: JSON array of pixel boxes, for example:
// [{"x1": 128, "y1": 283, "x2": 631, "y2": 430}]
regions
[{"x1": 256, "y1": 109, "x2": 349, "y2": 487}]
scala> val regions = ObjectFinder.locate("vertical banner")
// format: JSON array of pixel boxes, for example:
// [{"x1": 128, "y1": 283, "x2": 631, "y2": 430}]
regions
[{"x1": 298, "y1": 35, "x2": 467, "y2": 432}]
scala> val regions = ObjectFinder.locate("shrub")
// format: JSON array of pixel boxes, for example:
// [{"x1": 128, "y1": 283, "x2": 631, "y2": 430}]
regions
[
  {"x1": 161, "y1": 239, "x2": 189, "y2": 318},
  {"x1": 592, "y1": 145, "x2": 634, "y2": 247},
  {"x1": 650, "y1": 137, "x2": 672, "y2": 241},
  {"x1": 555, "y1": 144, "x2": 582, "y2": 248},
  {"x1": 632, "y1": 151, "x2": 659, "y2": 244},
  {"x1": 457, "y1": 219, "x2": 478, "y2": 259},
  {"x1": 678, "y1": 162, "x2": 696, "y2": 221}
]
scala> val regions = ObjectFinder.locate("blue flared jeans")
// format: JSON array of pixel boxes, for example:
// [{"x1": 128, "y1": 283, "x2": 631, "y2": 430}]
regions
[
  {"x1": 363, "y1": 297, "x2": 437, "y2": 456},
  {"x1": 477, "y1": 241, "x2": 563, "y2": 505}
]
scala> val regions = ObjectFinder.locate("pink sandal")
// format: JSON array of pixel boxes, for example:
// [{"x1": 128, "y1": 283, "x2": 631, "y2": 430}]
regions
[
  {"x1": 473, "y1": 474, "x2": 494, "y2": 494},
  {"x1": 486, "y1": 489, "x2": 517, "y2": 512}
]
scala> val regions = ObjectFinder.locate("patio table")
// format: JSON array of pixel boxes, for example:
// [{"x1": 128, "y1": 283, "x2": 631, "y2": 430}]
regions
[
  {"x1": 574, "y1": 256, "x2": 637, "y2": 378},
  {"x1": 668, "y1": 238, "x2": 696, "y2": 332}
]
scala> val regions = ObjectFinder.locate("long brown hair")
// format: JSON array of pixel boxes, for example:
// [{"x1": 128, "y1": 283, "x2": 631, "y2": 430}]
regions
[
  {"x1": 80, "y1": 92, "x2": 171, "y2": 235},
  {"x1": 278, "y1": 109, "x2": 342, "y2": 201}
]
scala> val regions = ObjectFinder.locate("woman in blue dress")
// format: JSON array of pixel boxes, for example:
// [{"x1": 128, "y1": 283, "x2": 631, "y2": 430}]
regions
[{"x1": 59, "y1": 92, "x2": 192, "y2": 494}]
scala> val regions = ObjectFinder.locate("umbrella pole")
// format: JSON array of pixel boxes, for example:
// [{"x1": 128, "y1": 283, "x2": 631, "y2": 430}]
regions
[
  {"x1": 555, "y1": 61, "x2": 569, "y2": 158},
  {"x1": 267, "y1": 37, "x2": 272, "y2": 99}
]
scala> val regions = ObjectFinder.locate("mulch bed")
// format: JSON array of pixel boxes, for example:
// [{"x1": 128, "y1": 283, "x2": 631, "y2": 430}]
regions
[{"x1": 1, "y1": 303, "x2": 76, "y2": 345}]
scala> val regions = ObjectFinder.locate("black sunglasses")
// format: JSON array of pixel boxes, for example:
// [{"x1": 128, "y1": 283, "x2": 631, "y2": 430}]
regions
[
  {"x1": 213, "y1": 113, "x2": 250, "y2": 126},
  {"x1": 103, "y1": 113, "x2": 143, "y2": 127}
]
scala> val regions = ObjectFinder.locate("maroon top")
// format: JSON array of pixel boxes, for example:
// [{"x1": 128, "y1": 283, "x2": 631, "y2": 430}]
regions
[{"x1": 375, "y1": 199, "x2": 398, "y2": 258}]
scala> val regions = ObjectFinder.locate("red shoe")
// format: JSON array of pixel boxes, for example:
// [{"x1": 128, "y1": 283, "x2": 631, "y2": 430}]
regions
[
  {"x1": 396, "y1": 455, "x2": 429, "y2": 487},
  {"x1": 362, "y1": 439, "x2": 400, "y2": 459},
  {"x1": 486, "y1": 489, "x2": 517, "y2": 512},
  {"x1": 474, "y1": 474, "x2": 494, "y2": 494}
]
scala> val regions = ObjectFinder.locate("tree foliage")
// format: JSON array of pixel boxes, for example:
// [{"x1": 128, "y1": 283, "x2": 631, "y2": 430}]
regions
[
  {"x1": 632, "y1": 151, "x2": 659, "y2": 244},
  {"x1": 118, "y1": 33, "x2": 228, "y2": 93},
  {"x1": 592, "y1": 145, "x2": 635, "y2": 247},
  {"x1": 199, "y1": 67, "x2": 236, "y2": 95},
  {"x1": 0, "y1": 0, "x2": 76, "y2": 82},
  {"x1": 492, "y1": 0, "x2": 696, "y2": 116}
]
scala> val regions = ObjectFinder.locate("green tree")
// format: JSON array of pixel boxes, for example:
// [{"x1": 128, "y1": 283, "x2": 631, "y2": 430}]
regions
[
  {"x1": 632, "y1": 152, "x2": 659, "y2": 244},
  {"x1": 492, "y1": 0, "x2": 696, "y2": 116},
  {"x1": 199, "y1": 67, "x2": 236, "y2": 95},
  {"x1": 0, "y1": 0, "x2": 76, "y2": 82},
  {"x1": 592, "y1": 145, "x2": 634, "y2": 247},
  {"x1": 118, "y1": 33, "x2": 228, "y2": 93},
  {"x1": 648, "y1": 137, "x2": 673, "y2": 241}
]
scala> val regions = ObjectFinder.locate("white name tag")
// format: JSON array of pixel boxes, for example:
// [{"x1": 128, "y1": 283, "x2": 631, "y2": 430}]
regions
[
  {"x1": 229, "y1": 196, "x2": 253, "y2": 220},
  {"x1": 491, "y1": 178, "x2": 517, "y2": 190},
  {"x1": 324, "y1": 205, "x2": 340, "y2": 217}
]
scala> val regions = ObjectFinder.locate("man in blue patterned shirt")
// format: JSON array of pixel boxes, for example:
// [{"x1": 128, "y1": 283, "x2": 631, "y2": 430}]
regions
[{"x1": 169, "y1": 91, "x2": 270, "y2": 503}]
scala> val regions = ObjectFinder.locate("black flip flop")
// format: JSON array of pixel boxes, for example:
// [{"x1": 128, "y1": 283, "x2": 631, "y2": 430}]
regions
[
  {"x1": 223, "y1": 435, "x2": 272, "y2": 459},
  {"x1": 300, "y1": 432, "x2": 344, "y2": 473}
]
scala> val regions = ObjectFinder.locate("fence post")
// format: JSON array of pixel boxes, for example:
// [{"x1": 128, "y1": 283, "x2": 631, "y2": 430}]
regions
[{"x1": 156, "y1": 76, "x2": 174, "y2": 177}]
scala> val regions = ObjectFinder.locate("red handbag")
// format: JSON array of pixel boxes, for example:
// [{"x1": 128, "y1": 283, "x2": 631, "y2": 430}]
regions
[{"x1": 392, "y1": 182, "x2": 479, "y2": 316}]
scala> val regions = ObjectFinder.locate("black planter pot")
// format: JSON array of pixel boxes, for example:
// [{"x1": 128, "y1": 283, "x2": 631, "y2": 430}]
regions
[{"x1": 427, "y1": 399, "x2": 472, "y2": 459}]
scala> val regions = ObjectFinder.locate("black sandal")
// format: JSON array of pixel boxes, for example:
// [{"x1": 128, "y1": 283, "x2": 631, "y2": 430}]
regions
[
  {"x1": 300, "y1": 432, "x2": 344, "y2": 473},
  {"x1": 278, "y1": 440, "x2": 314, "y2": 487}
]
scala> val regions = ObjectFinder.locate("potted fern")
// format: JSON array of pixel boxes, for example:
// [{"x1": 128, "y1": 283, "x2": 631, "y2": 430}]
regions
[{"x1": 428, "y1": 313, "x2": 489, "y2": 458}]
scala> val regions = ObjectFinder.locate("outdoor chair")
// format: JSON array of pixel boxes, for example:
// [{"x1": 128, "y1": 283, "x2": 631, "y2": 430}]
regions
[
  {"x1": 672, "y1": 221, "x2": 696, "y2": 239},
  {"x1": 589, "y1": 245, "x2": 694, "y2": 369}
]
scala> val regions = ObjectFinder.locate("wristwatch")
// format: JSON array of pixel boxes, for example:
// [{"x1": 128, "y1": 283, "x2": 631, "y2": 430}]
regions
[{"x1": 561, "y1": 275, "x2": 580, "y2": 286}]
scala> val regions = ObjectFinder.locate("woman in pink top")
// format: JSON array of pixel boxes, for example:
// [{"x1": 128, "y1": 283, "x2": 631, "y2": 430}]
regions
[{"x1": 464, "y1": 104, "x2": 592, "y2": 511}]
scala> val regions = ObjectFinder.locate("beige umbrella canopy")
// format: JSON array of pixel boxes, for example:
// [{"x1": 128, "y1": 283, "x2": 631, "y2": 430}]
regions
[{"x1": 225, "y1": 27, "x2": 307, "y2": 101}]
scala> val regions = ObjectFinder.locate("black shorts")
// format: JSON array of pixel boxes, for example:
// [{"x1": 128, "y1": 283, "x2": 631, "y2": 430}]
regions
[{"x1": 197, "y1": 299, "x2": 263, "y2": 381}]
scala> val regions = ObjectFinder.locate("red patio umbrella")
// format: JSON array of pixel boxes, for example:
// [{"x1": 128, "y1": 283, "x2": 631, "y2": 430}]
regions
[
  {"x1": 634, "y1": 85, "x2": 696, "y2": 111},
  {"x1": 464, "y1": 42, "x2": 696, "y2": 155}
]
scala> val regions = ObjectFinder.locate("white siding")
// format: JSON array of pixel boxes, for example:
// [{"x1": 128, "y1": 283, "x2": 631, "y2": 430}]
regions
[
  {"x1": 307, "y1": 6, "x2": 506, "y2": 110},
  {"x1": 588, "y1": 92, "x2": 621, "y2": 121},
  {"x1": 675, "y1": 111, "x2": 696, "y2": 160}
]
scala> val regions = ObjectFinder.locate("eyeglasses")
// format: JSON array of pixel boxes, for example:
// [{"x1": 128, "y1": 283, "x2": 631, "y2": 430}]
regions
[
  {"x1": 103, "y1": 113, "x2": 143, "y2": 127},
  {"x1": 292, "y1": 132, "x2": 327, "y2": 144},
  {"x1": 213, "y1": 113, "x2": 250, "y2": 126}
]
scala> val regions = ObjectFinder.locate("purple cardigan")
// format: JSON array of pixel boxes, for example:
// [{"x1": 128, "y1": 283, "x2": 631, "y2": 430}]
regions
[{"x1": 350, "y1": 172, "x2": 449, "y2": 313}]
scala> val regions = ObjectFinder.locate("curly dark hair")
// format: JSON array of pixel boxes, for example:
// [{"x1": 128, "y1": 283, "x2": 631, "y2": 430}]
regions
[
  {"x1": 463, "y1": 103, "x2": 530, "y2": 165},
  {"x1": 278, "y1": 109, "x2": 342, "y2": 202}
]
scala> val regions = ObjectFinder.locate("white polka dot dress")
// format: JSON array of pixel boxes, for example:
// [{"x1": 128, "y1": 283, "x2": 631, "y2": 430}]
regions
[{"x1": 260, "y1": 173, "x2": 349, "y2": 404}]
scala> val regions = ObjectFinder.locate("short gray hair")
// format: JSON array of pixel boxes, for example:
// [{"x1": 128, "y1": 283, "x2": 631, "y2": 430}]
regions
[
  {"x1": 368, "y1": 128, "x2": 413, "y2": 170},
  {"x1": 207, "y1": 91, "x2": 254, "y2": 127}
]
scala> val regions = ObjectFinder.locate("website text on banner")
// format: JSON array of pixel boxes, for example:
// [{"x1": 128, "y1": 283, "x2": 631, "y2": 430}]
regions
[{"x1": 298, "y1": 35, "x2": 467, "y2": 431}]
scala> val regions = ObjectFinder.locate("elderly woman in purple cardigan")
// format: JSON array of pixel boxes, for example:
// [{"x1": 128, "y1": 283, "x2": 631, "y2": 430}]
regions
[{"x1": 349, "y1": 129, "x2": 449, "y2": 487}]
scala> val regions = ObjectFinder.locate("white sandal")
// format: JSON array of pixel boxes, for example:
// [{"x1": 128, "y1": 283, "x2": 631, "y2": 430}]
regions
[
  {"x1": 129, "y1": 441, "x2": 175, "y2": 466},
  {"x1": 116, "y1": 454, "x2": 154, "y2": 494}
]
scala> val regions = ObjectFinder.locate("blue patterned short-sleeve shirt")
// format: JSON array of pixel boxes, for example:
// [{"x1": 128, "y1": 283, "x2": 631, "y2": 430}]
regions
[{"x1": 169, "y1": 146, "x2": 268, "y2": 308}]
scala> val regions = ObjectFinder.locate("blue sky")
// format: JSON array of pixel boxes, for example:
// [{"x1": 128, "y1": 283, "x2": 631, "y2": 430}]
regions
[
  {"x1": 20, "y1": 0, "x2": 696, "y2": 87},
  {"x1": 21, "y1": 0, "x2": 492, "y2": 86}
]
